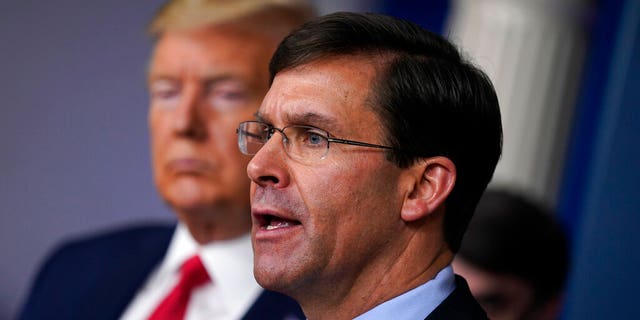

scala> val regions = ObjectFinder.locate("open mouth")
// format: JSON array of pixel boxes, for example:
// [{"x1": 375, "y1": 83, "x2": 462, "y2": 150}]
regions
[{"x1": 255, "y1": 213, "x2": 302, "y2": 231}]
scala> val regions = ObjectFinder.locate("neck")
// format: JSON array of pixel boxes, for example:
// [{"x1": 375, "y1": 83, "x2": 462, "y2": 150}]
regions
[{"x1": 300, "y1": 218, "x2": 454, "y2": 319}]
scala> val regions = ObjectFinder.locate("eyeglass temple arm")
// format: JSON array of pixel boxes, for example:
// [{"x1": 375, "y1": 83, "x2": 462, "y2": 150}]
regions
[{"x1": 327, "y1": 137, "x2": 395, "y2": 150}]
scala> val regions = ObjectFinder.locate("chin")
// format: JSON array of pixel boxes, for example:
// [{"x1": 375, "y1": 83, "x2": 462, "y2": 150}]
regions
[
  {"x1": 164, "y1": 177, "x2": 213, "y2": 203},
  {"x1": 254, "y1": 253, "x2": 302, "y2": 294},
  {"x1": 254, "y1": 269, "x2": 290, "y2": 294},
  {"x1": 164, "y1": 193, "x2": 213, "y2": 216}
]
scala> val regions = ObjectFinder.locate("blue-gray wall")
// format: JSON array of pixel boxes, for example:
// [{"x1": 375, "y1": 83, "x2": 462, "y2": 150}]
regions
[{"x1": 0, "y1": 1, "x2": 169, "y2": 317}]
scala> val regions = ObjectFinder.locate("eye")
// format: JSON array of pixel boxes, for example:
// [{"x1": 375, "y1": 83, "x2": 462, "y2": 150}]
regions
[
  {"x1": 301, "y1": 128, "x2": 328, "y2": 148},
  {"x1": 207, "y1": 81, "x2": 251, "y2": 112},
  {"x1": 149, "y1": 79, "x2": 181, "y2": 109},
  {"x1": 242, "y1": 122, "x2": 271, "y2": 141}
]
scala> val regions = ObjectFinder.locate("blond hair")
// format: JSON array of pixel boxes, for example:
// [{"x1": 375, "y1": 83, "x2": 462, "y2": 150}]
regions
[{"x1": 148, "y1": 0, "x2": 315, "y2": 37}]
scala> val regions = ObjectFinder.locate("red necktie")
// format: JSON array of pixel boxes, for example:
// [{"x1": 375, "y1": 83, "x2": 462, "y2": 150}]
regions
[{"x1": 149, "y1": 255, "x2": 211, "y2": 320}]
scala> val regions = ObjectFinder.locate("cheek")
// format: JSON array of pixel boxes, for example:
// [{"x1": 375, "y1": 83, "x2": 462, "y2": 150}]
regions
[
  {"x1": 208, "y1": 117, "x2": 251, "y2": 170},
  {"x1": 148, "y1": 113, "x2": 170, "y2": 168},
  {"x1": 209, "y1": 108, "x2": 257, "y2": 151},
  {"x1": 149, "y1": 109, "x2": 173, "y2": 143},
  {"x1": 319, "y1": 161, "x2": 397, "y2": 211},
  {"x1": 221, "y1": 156, "x2": 252, "y2": 197},
  {"x1": 297, "y1": 164, "x2": 383, "y2": 246},
  {"x1": 208, "y1": 113, "x2": 255, "y2": 194},
  {"x1": 304, "y1": 157, "x2": 394, "y2": 207}
]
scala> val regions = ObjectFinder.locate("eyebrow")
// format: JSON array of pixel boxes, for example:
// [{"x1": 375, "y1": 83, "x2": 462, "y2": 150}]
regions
[
  {"x1": 148, "y1": 73, "x2": 244, "y2": 86},
  {"x1": 255, "y1": 111, "x2": 341, "y2": 134}
]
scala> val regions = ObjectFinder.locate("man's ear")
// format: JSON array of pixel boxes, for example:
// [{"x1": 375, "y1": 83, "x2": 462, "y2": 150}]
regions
[{"x1": 401, "y1": 156, "x2": 456, "y2": 222}]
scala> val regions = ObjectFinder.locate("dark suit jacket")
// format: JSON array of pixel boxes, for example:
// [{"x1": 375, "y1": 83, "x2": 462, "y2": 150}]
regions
[
  {"x1": 426, "y1": 275, "x2": 488, "y2": 320},
  {"x1": 18, "y1": 224, "x2": 304, "y2": 320}
]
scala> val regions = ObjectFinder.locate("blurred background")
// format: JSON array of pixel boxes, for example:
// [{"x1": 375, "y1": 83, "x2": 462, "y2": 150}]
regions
[{"x1": 1, "y1": 0, "x2": 638, "y2": 319}]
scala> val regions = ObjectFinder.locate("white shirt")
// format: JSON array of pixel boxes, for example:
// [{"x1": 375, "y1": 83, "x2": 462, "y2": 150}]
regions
[
  {"x1": 120, "y1": 224, "x2": 262, "y2": 320},
  {"x1": 354, "y1": 265, "x2": 456, "y2": 320}
]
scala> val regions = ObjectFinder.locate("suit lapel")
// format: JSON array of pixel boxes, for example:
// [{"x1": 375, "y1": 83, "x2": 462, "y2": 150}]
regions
[
  {"x1": 78, "y1": 225, "x2": 175, "y2": 319},
  {"x1": 242, "y1": 290, "x2": 305, "y2": 320},
  {"x1": 425, "y1": 275, "x2": 488, "y2": 320}
]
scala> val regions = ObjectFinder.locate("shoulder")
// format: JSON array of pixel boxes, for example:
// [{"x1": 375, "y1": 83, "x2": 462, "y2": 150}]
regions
[
  {"x1": 50, "y1": 223, "x2": 175, "y2": 259},
  {"x1": 18, "y1": 223, "x2": 176, "y2": 319},
  {"x1": 426, "y1": 275, "x2": 488, "y2": 320},
  {"x1": 33, "y1": 223, "x2": 175, "y2": 284}
]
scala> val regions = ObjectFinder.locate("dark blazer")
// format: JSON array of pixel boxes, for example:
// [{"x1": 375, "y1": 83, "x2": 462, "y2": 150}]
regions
[
  {"x1": 426, "y1": 275, "x2": 488, "y2": 320},
  {"x1": 18, "y1": 224, "x2": 304, "y2": 320}
]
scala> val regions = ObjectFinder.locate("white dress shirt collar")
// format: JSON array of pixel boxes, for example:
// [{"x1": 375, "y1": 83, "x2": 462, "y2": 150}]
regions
[
  {"x1": 121, "y1": 223, "x2": 262, "y2": 320},
  {"x1": 354, "y1": 265, "x2": 456, "y2": 320}
]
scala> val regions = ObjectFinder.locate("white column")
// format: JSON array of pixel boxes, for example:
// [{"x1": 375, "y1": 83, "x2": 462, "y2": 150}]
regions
[{"x1": 446, "y1": 0, "x2": 592, "y2": 205}]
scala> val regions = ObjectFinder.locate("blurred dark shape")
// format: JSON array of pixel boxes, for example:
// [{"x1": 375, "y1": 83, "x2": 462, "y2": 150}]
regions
[{"x1": 455, "y1": 188, "x2": 569, "y2": 320}]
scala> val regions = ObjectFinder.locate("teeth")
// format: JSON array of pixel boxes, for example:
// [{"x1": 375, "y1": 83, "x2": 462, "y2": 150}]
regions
[{"x1": 265, "y1": 221, "x2": 291, "y2": 230}]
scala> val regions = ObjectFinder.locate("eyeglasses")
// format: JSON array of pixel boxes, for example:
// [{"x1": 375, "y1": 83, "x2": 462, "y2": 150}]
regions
[{"x1": 237, "y1": 120, "x2": 395, "y2": 163}]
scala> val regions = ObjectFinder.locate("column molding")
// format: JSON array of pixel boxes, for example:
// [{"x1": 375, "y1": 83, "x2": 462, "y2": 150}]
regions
[{"x1": 446, "y1": 0, "x2": 593, "y2": 205}]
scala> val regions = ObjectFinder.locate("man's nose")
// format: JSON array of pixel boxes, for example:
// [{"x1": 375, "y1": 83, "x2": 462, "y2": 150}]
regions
[
  {"x1": 172, "y1": 87, "x2": 207, "y2": 139},
  {"x1": 246, "y1": 133, "x2": 289, "y2": 188}
]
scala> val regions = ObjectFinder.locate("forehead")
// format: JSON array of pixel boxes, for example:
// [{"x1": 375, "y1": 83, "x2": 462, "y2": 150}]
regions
[
  {"x1": 258, "y1": 56, "x2": 381, "y2": 135},
  {"x1": 149, "y1": 24, "x2": 277, "y2": 81}
]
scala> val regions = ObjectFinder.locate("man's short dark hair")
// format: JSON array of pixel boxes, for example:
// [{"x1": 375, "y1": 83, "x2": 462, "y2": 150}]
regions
[{"x1": 269, "y1": 12, "x2": 503, "y2": 252}]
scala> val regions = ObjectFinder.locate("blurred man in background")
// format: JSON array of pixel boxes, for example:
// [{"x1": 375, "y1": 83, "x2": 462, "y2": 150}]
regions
[
  {"x1": 19, "y1": 1, "x2": 313, "y2": 319},
  {"x1": 454, "y1": 189, "x2": 570, "y2": 320}
]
